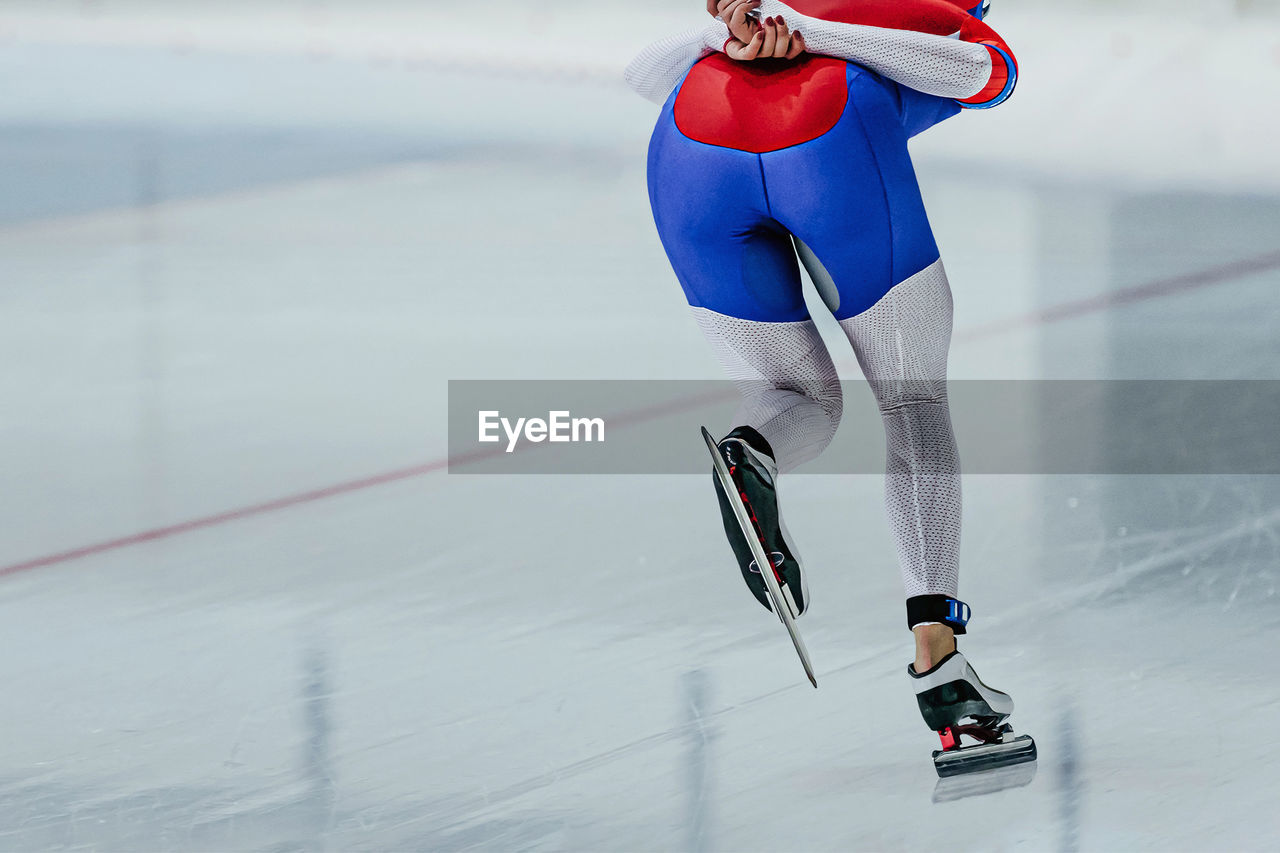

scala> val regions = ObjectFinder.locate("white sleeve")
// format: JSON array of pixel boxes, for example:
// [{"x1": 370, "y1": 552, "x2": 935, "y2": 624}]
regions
[
  {"x1": 624, "y1": 20, "x2": 732, "y2": 105},
  {"x1": 757, "y1": 0, "x2": 993, "y2": 100}
]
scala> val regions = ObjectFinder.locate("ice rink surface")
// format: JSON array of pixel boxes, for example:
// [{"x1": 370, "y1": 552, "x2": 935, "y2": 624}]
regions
[{"x1": 2, "y1": 1, "x2": 1279, "y2": 849}]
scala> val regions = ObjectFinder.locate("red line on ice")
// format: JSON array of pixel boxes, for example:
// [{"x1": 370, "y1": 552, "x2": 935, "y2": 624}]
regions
[
  {"x1": 4, "y1": 251, "x2": 1279, "y2": 579},
  {"x1": 954, "y1": 250, "x2": 1280, "y2": 343},
  {"x1": 0, "y1": 388, "x2": 733, "y2": 579}
]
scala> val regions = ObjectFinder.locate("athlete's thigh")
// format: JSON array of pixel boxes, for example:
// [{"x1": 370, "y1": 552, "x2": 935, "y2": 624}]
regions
[
  {"x1": 647, "y1": 109, "x2": 808, "y2": 323},
  {"x1": 763, "y1": 67, "x2": 941, "y2": 322}
]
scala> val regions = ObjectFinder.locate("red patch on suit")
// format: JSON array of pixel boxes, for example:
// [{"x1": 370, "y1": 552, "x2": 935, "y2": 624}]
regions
[{"x1": 674, "y1": 54, "x2": 849, "y2": 153}]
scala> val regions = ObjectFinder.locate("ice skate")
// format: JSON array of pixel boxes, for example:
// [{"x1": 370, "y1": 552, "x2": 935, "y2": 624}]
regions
[
  {"x1": 702, "y1": 426, "x2": 816, "y2": 687},
  {"x1": 709, "y1": 426, "x2": 808, "y2": 619},
  {"x1": 909, "y1": 646, "x2": 1037, "y2": 778}
]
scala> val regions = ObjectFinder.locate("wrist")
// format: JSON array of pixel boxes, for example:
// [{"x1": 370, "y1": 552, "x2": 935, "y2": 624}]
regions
[{"x1": 703, "y1": 18, "x2": 732, "y2": 52}]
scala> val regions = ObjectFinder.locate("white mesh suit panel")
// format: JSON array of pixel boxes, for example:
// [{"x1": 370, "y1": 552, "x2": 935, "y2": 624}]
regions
[
  {"x1": 756, "y1": 0, "x2": 993, "y2": 100},
  {"x1": 623, "y1": 21, "x2": 730, "y2": 104},
  {"x1": 692, "y1": 307, "x2": 843, "y2": 474},
  {"x1": 838, "y1": 260, "x2": 961, "y2": 598}
]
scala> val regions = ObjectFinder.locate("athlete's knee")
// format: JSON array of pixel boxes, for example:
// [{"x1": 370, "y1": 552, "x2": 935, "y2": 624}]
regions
[
  {"x1": 877, "y1": 395, "x2": 959, "y2": 471},
  {"x1": 798, "y1": 371, "x2": 844, "y2": 429},
  {"x1": 737, "y1": 372, "x2": 843, "y2": 439},
  {"x1": 871, "y1": 383, "x2": 947, "y2": 414},
  {"x1": 736, "y1": 375, "x2": 842, "y2": 474}
]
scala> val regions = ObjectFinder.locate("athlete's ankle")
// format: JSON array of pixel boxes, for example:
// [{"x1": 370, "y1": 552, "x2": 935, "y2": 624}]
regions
[{"x1": 912, "y1": 623, "x2": 956, "y2": 672}]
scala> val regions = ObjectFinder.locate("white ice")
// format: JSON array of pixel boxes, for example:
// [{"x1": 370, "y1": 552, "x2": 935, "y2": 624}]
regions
[{"x1": 1, "y1": 1, "x2": 1279, "y2": 849}]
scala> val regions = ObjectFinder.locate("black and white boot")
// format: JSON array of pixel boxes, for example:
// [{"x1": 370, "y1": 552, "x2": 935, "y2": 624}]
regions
[
  {"x1": 911, "y1": 650, "x2": 1015, "y2": 731},
  {"x1": 906, "y1": 597, "x2": 1036, "y2": 778},
  {"x1": 711, "y1": 426, "x2": 808, "y2": 619}
]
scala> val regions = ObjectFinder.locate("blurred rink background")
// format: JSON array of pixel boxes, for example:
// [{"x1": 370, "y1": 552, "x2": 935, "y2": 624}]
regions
[{"x1": 2, "y1": 0, "x2": 1280, "y2": 849}]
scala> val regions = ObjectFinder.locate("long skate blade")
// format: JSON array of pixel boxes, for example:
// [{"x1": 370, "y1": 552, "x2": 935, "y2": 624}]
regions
[
  {"x1": 931, "y1": 758, "x2": 1037, "y2": 803},
  {"x1": 932, "y1": 734, "x2": 1036, "y2": 779},
  {"x1": 701, "y1": 427, "x2": 817, "y2": 689}
]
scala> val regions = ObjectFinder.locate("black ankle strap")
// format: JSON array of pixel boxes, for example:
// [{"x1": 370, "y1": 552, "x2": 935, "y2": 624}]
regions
[{"x1": 907, "y1": 595, "x2": 970, "y2": 635}]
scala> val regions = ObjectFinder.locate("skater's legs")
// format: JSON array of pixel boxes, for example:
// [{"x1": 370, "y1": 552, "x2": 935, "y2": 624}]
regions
[
  {"x1": 761, "y1": 68, "x2": 963, "y2": 605},
  {"x1": 840, "y1": 261, "x2": 962, "y2": 602},
  {"x1": 647, "y1": 106, "x2": 843, "y2": 473},
  {"x1": 649, "y1": 62, "x2": 962, "y2": 619}
]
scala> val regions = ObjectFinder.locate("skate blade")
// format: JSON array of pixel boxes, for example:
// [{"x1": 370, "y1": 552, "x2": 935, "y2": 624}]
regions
[
  {"x1": 932, "y1": 757, "x2": 1037, "y2": 803},
  {"x1": 932, "y1": 734, "x2": 1036, "y2": 779}
]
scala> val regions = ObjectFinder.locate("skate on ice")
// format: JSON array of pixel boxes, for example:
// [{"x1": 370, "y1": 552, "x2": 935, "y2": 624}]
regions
[{"x1": 907, "y1": 616, "x2": 1037, "y2": 778}]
